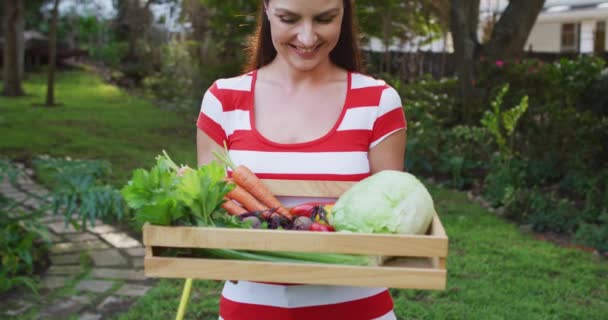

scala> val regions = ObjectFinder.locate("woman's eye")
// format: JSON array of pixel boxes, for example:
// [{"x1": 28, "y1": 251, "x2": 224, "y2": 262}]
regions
[
  {"x1": 279, "y1": 16, "x2": 297, "y2": 24},
  {"x1": 316, "y1": 16, "x2": 335, "y2": 24}
]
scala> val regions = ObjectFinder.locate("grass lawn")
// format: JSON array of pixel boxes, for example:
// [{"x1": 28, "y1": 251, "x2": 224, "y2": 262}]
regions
[
  {"x1": 2, "y1": 70, "x2": 607, "y2": 319},
  {"x1": 0, "y1": 69, "x2": 197, "y2": 184}
]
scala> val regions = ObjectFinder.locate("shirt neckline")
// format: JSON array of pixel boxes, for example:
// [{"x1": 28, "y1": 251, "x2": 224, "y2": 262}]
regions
[{"x1": 249, "y1": 69, "x2": 352, "y2": 149}]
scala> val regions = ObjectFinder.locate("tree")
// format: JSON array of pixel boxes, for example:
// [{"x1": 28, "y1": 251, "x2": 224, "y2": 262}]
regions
[
  {"x1": 45, "y1": 0, "x2": 60, "y2": 107},
  {"x1": 450, "y1": 0, "x2": 545, "y2": 122},
  {"x1": 357, "y1": 0, "x2": 447, "y2": 73},
  {"x1": 2, "y1": 0, "x2": 25, "y2": 96}
]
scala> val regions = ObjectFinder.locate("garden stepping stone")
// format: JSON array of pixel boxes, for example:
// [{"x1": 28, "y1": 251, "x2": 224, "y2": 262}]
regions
[
  {"x1": 50, "y1": 240, "x2": 110, "y2": 254},
  {"x1": 42, "y1": 275, "x2": 71, "y2": 290},
  {"x1": 65, "y1": 233, "x2": 99, "y2": 242},
  {"x1": 88, "y1": 224, "x2": 117, "y2": 234},
  {"x1": 48, "y1": 221, "x2": 81, "y2": 234},
  {"x1": 99, "y1": 232, "x2": 141, "y2": 248},
  {"x1": 1, "y1": 300, "x2": 33, "y2": 317},
  {"x1": 97, "y1": 295, "x2": 135, "y2": 313},
  {"x1": 75, "y1": 280, "x2": 116, "y2": 293},
  {"x1": 39, "y1": 296, "x2": 91, "y2": 319},
  {"x1": 90, "y1": 268, "x2": 146, "y2": 281},
  {"x1": 115, "y1": 284, "x2": 152, "y2": 297},
  {"x1": 78, "y1": 313, "x2": 102, "y2": 320},
  {"x1": 50, "y1": 253, "x2": 81, "y2": 265},
  {"x1": 125, "y1": 247, "x2": 145, "y2": 257},
  {"x1": 89, "y1": 249, "x2": 129, "y2": 267},
  {"x1": 46, "y1": 265, "x2": 85, "y2": 275}
]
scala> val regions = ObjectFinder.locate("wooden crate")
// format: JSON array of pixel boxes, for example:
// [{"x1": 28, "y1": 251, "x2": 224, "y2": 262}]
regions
[{"x1": 143, "y1": 179, "x2": 449, "y2": 290}]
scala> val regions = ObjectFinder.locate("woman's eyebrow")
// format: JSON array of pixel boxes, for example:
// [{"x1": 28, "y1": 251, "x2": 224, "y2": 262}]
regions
[{"x1": 273, "y1": 7, "x2": 341, "y2": 17}]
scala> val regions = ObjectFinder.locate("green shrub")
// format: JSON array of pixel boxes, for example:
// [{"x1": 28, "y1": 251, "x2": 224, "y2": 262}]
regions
[
  {"x1": 575, "y1": 214, "x2": 608, "y2": 254},
  {"x1": 581, "y1": 69, "x2": 608, "y2": 117},
  {"x1": 91, "y1": 41, "x2": 129, "y2": 68},
  {"x1": 33, "y1": 156, "x2": 125, "y2": 230},
  {"x1": 0, "y1": 159, "x2": 50, "y2": 294}
]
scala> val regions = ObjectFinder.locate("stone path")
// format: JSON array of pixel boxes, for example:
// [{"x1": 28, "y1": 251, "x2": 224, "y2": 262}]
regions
[{"x1": 0, "y1": 169, "x2": 155, "y2": 319}]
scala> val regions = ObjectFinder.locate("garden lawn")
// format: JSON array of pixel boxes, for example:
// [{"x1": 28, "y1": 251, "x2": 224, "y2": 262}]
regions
[
  {"x1": 116, "y1": 185, "x2": 607, "y2": 320},
  {"x1": 0, "y1": 69, "x2": 197, "y2": 184}
]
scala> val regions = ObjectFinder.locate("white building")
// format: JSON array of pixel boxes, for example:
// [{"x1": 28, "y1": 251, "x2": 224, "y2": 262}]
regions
[{"x1": 482, "y1": 0, "x2": 608, "y2": 54}]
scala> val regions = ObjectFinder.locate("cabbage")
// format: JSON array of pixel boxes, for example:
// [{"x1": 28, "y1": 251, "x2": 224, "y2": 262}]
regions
[{"x1": 329, "y1": 170, "x2": 435, "y2": 235}]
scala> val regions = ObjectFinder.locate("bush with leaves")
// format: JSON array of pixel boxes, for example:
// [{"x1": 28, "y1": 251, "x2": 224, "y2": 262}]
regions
[
  {"x1": 0, "y1": 159, "x2": 51, "y2": 294},
  {"x1": 33, "y1": 156, "x2": 125, "y2": 231}
]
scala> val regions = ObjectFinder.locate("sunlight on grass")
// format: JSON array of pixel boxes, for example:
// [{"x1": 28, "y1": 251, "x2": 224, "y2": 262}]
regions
[{"x1": 0, "y1": 70, "x2": 196, "y2": 184}]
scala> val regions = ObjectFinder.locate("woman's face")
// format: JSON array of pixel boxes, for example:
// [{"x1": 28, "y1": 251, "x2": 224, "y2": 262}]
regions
[{"x1": 266, "y1": 0, "x2": 344, "y2": 72}]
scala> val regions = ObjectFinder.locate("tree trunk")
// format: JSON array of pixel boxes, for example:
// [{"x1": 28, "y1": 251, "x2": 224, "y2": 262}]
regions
[
  {"x1": 16, "y1": 0, "x2": 24, "y2": 80},
  {"x1": 183, "y1": 0, "x2": 211, "y2": 67},
  {"x1": 45, "y1": 0, "x2": 60, "y2": 107},
  {"x1": 2, "y1": 0, "x2": 25, "y2": 97},
  {"x1": 481, "y1": 0, "x2": 545, "y2": 61},
  {"x1": 450, "y1": 0, "x2": 545, "y2": 123},
  {"x1": 382, "y1": 9, "x2": 391, "y2": 73},
  {"x1": 450, "y1": 0, "x2": 480, "y2": 123}
]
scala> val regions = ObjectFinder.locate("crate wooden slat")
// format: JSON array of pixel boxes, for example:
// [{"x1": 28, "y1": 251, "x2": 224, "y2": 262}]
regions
[
  {"x1": 143, "y1": 179, "x2": 449, "y2": 290},
  {"x1": 143, "y1": 219, "x2": 447, "y2": 257},
  {"x1": 145, "y1": 257, "x2": 446, "y2": 290}
]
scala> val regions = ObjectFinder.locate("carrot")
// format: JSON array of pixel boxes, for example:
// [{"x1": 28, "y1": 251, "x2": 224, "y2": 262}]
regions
[
  {"x1": 214, "y1": 147, "x2": 293, "y2": 220},
  {"x1": 227, "y1": 184, "x2": 269, "y2": 212},
  {"x1": 221, "y1": 198, "x2": 248, "y2": 216}
]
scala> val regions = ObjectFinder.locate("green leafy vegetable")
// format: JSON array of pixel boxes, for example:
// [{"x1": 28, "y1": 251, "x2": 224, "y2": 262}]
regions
[
  {"x1": 120, "y1": 151, "x2": 236, "y2": 227},
  {"x1": 329, "y1": 170, "x2": 435, "y2": 235}
]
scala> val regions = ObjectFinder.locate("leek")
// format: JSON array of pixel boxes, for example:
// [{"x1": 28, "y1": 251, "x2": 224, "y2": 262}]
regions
[{"x1": 199, "y1": 249, "x2": 382, "y2": 266}]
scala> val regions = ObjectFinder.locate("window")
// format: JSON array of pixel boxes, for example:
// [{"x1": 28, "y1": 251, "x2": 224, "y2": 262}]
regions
[
  {"x1": 561, "y1": 23, "x2": 580, "y2": 52},
  {"x1": 595, "y1": 21, "x2": 606, "y2": 53}
]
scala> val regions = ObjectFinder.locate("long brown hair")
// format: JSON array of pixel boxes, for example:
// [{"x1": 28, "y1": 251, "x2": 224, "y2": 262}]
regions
[{"x1": 245, "y1": 0, "x2": 364, "y2": 73}]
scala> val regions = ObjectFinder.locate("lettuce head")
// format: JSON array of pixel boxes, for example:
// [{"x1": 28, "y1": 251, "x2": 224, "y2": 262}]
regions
[{"x1": 329, "y1": 170, "x2": 435, "y2": 235}]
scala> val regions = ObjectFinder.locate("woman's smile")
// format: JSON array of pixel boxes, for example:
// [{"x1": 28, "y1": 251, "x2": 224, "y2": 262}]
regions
[{"x1": 289, "y1": 43, "x2": 323, "y2": 58}]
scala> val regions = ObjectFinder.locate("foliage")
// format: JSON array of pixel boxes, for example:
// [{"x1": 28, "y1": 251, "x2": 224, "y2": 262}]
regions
[
  {"x1": 142, "y1": 40, "x2": 201, "y2": 113},
  {"x1": 480, "y1": 84, "x2": 528, "y2": 157},
  {"x1": 356, "y1": 0, "x2": 446, "y2": 55},
  {"x1": 0, "y1": 159, "x2": 50, "y2": 294},
  {"x1": 394, "y1": 55, "x2": 607, "y2": 252},
  {"x1": 33, "y1": 156, "x2": 125, "y2": 230},
  {"x1": 580, "y1": 69, "x2": 608, "y2": 117}
]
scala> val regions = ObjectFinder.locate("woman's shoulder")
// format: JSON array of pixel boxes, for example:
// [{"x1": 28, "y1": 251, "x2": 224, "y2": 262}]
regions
[
  {"x1": 207, "y1": 70, "x2": 256, "y2": 94},
  {"x1": 349, "y1": 72, "x2": 392, "y2": 90}
]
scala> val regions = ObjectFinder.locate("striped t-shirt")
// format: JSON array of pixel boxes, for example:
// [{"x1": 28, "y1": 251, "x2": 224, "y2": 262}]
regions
[{"x1": 197, "y1": 69, "x2": 406, "y2": 320}]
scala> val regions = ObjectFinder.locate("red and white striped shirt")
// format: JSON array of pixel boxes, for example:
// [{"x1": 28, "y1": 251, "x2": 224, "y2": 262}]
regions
[{"x1": 197, "y1": 70, "x2": 406, "y2": 320}]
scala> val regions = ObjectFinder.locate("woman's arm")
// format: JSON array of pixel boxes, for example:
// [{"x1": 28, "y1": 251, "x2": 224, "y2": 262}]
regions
[
  {"x1": 196, "y1": 129, "x2": 224, "y2": 167},
  {"x1": 368, "y1": 129, "x2": 407, "y2": 174}
]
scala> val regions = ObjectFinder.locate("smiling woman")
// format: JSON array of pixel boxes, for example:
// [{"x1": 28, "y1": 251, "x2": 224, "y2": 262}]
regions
[{"x1": 195, "y1": 0, "x2": 407, "y2": 319}]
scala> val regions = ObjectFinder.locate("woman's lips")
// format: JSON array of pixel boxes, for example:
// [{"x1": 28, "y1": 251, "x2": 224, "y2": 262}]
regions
[{"x1": 289, "y1": 43, "x2": 322, "y2": 59}]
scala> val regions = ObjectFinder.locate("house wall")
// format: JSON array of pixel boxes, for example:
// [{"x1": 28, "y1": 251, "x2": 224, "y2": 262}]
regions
[{"x1": 526, "y1": 23, "x2": 562, "y2": 52}]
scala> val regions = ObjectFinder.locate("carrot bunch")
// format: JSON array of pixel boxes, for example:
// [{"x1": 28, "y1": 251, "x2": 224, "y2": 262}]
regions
[{"x1": 213, "y1": 147, "x2": 293, "y2": 221}]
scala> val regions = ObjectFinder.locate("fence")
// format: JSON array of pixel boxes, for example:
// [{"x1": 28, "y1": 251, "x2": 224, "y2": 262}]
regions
[{"x1": 364, "y1": 50, "x2": 608, "y2": 82}]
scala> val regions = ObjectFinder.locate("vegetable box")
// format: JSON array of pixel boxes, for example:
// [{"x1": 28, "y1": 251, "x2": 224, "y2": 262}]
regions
[{"x1": 143, "y1": 179, "x2": 449, "y2": 290}]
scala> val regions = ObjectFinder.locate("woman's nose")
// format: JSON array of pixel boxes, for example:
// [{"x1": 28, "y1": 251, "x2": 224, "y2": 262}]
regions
[{"x1": 297, "y1": 22, "x2": 318, "y2": 47}]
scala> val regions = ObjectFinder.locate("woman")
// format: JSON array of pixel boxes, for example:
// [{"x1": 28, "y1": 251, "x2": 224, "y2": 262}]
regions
[{"x1": 196, "y1": 0, "x2": 406, "y2": 319}]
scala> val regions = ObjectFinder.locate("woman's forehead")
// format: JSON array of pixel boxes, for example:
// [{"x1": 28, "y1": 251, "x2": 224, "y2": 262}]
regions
[{"x1": 267, "y1": 0, "x2": 343, "y2": 13}]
